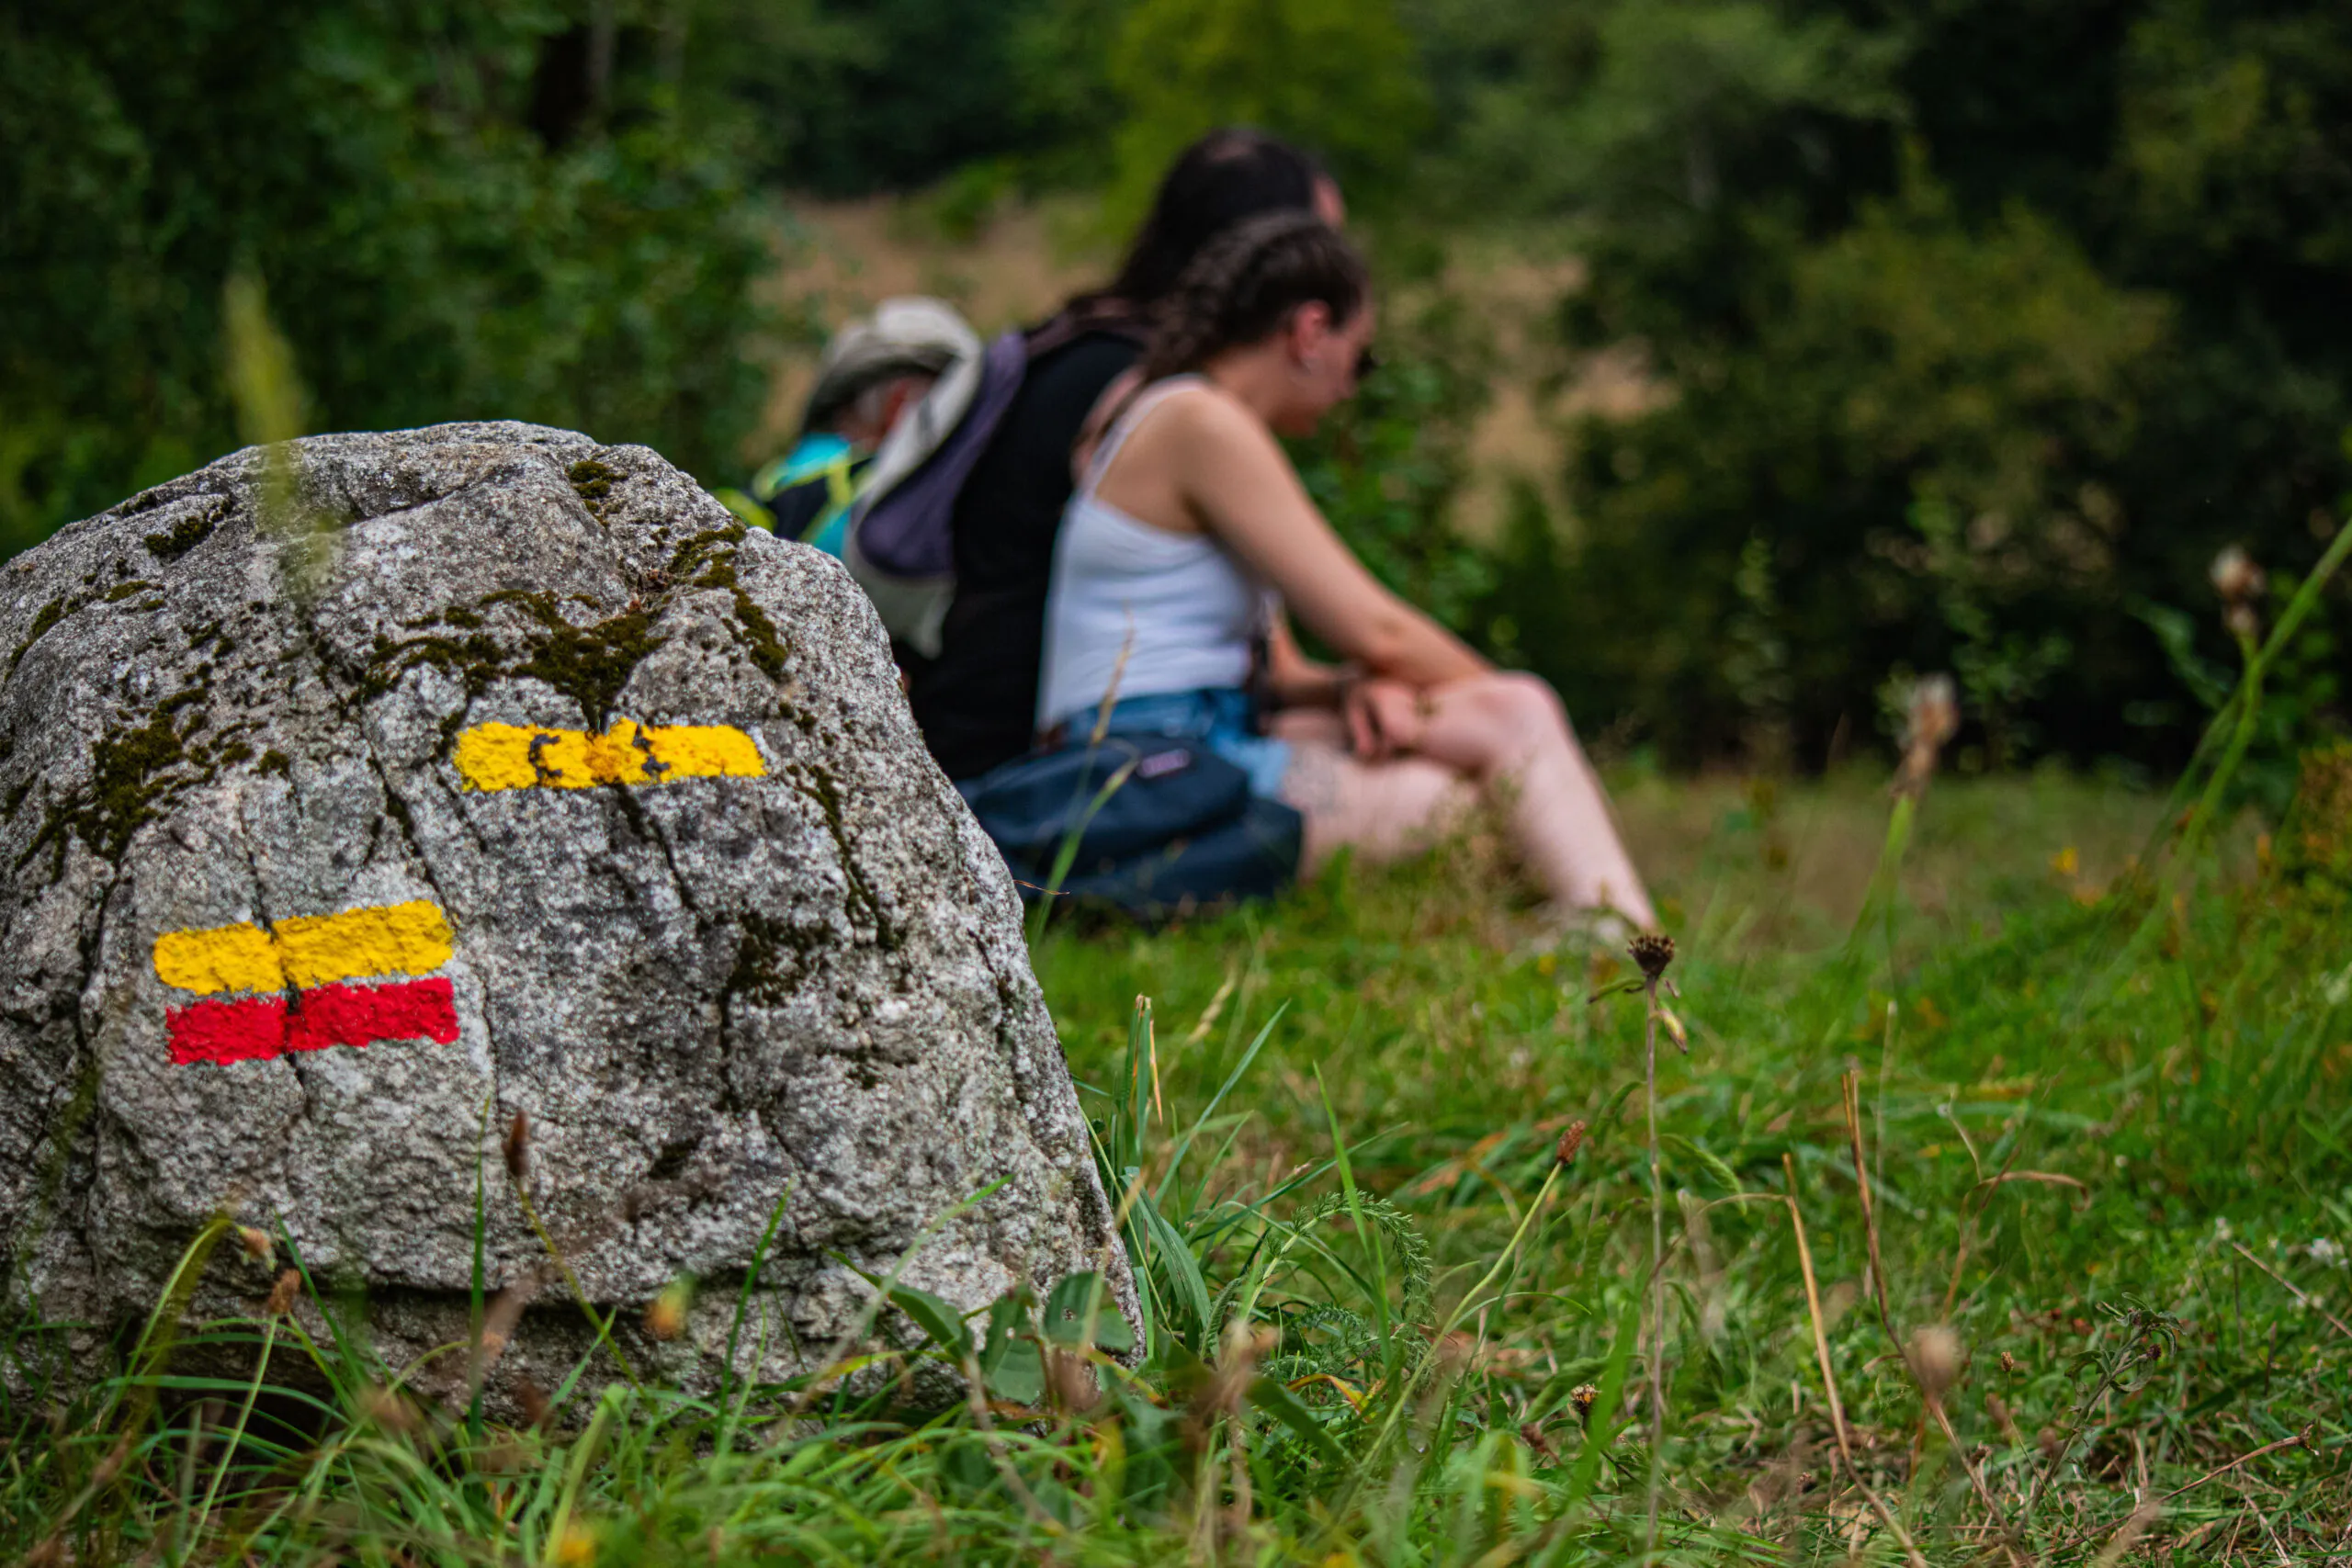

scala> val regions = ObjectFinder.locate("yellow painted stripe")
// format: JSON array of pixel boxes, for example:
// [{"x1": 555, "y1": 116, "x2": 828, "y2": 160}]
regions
[
  {"x1": 153, "y1": 922, "x2": 281, "y2": 996},
  {"x1": 152, "y1": 899, "x2": 454, "y2": 997},
  {"x1": 276, "y1": 900, "x2": 453, "y2": 989},
  {"x1": 453, "y1": 719, "x2": 765, "y2": 793}
]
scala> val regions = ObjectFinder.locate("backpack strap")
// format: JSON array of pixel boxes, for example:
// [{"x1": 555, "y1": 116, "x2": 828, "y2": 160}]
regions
[{"x1": 842, "y1": 329, "x2": 1027, "y2": 659}]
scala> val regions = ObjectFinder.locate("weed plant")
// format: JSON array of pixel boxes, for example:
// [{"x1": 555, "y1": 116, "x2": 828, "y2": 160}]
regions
[{"x1": 5, "y1": 759, "x2": 2351, "y2": 1561}]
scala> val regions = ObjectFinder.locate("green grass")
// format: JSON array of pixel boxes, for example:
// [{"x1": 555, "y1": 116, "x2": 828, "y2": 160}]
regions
[{"x1": 7, "y1": 765, "x2": 2351, "y2": 1564}]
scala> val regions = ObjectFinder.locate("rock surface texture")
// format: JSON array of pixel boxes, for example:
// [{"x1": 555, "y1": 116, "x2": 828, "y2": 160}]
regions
[{"x1": 0, "y1": 422, "x2": 1133, "y2": 1402}]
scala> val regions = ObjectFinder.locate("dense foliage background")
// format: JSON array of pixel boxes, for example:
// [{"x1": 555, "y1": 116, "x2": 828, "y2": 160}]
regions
[
  {"x1": 7, "y1": 0, "x2": 2349, "y2": 768},
  {"x1": 0, "y1": 0, "x2": 774, "y2": 556}
]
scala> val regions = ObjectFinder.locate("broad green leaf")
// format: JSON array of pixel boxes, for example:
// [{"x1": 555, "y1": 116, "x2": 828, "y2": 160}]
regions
[
  {"x1": 979, "y1": 1285, "x2": 1034, "y2": 1377},
  {"x1": 1045, "y1": 1271, "x2": 1135, "y2": 1353},
  {"x1": 987, "y1": 1339, "x2": 1046, "y2": 1404},
  {"x1": 887, "y1": 1284, "x2": 972, "y2": 1359}
]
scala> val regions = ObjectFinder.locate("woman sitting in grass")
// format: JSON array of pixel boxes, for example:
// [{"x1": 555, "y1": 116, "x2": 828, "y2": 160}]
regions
[{"x1": 1037, "y1": 213, "x2": 1657, "y2": 932}]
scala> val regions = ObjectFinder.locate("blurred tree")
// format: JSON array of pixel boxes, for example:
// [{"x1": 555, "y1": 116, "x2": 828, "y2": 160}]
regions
[
  {"x1": 1544, "y1": 155, "x2": 2168, "y2": 763},
  {"x1": 1101, "y1": 0, "x2": 1430, "y2": 224},
  {"x1": 1442, "y1": 0, "x2": 2352, "y2": 767},
  {"x1": 1, "y1": 0, "x2": 774, "y2": 553},
  {"x1": 752, "y1": 0, "x2": 1066, "y2": 194}
]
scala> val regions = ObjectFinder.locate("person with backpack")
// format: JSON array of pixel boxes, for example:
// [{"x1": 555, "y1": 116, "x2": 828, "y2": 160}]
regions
[
  {"x1": 1034, "y1": 214, "x2": 1657, "y2": 932},
  {"x1": 736, "y1": 298, "x2": 973, "y2": 557},
  {"x1": 896, "y1": 130, "x2": 1344, "y2": 783}
]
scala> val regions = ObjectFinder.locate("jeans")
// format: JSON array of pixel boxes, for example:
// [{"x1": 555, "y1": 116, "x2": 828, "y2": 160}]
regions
[{"x1": 1055, "y1": 687, "x2": 1294, "y2": 800}]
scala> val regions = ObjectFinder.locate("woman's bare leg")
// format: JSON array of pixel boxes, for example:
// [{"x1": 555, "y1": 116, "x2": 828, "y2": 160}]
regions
[
  {"x1": 1407, "y1": 673, "x2": 1654, "y2": 926},
  {"x1": 1270, "y1": 677, "x2": 1655, "y2": 927},
  {"x1": 1268, "y1": 721, "x2": 1475, "y2": 871}
]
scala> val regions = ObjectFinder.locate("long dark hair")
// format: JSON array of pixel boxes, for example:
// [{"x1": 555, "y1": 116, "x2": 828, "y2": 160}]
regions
[
  {"x1": 1137, "y1": 213, "x2": 1368, "y2": 384},
  {"x1": 1088, "y1": 130, "x2": 1331, "y2": 315}
]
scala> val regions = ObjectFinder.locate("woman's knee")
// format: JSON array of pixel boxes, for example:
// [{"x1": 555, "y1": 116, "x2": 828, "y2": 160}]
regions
[
  {"x1": 1480, "y1": 671, "x2": 1566, "y2": 727},
  {"x1": 1442, "y1": 671, "x2": 1569, "y2": 761}
]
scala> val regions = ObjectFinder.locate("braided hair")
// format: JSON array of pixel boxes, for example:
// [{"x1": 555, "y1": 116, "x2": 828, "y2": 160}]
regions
[{"x1": 1137, "y1": 212, "x2": 1369, "y2": 386}]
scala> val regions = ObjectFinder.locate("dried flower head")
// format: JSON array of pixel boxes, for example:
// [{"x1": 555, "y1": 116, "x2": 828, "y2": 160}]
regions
[
  {"x1": 643, "y1": 1279, "x2": 692, "y2": 1341},
  {"x1": 1894, "y1": 673, "x2": 1961, "y2": 796},
  {"x1": 1519, "y1": 1420, "x2": 1561, "y2": 1466},
  {"x1": 503, "y1": 1110, "x2": 530, "y2": 1181},
  {"x1": 1184, "y1": 1318, "x2": 1277, "y2": 1447},
  {"x1": 1628, "y1": 932, "x2": 1675, "y2": 982},
  {"x1": 359, "y1": 1384, "x2": 420, "y2": 1437},
  {"x1": 477, "y1": 1276, "x2": 539, "y2": 1372},
  {"x1": 1908, "y1": 1324, "x2": 1962, "y2": 1398},
  {"x1": 1906, "y1": 672, "x2": 1962, "y2": 750},
  {"x1": 263, "y1": 1268, "x2": 302, "y2": 1318},
  {"x1": 2210, "y1": 545, "x2": 2266, "y2": 605},
  {"x1": 1554, "y1": 1119, "x2": 1588, "y2": 1167},
  {"x1": 1227, "y1": 1318, "x2": 1279, "y2": 1365},
  {"x1": 515, "y1": 1377, "x2": 553, "y2": 1430},
  {"x1": 2211, "y1": 546, "x2": 2267, "y2": 641},
  {"x1": 1568, "y1": 1383, "x2": 1600, "y2": 1427},
  {"x1": 237, "y1": 1225, "x2": 274, "y2": 1265},
  {"x1": 1046, "y1": 1346, "x2": 1102, "y2": 1415}
]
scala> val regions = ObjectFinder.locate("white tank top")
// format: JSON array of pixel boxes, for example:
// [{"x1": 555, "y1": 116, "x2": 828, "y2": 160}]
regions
[{"x1": 1036, "y1": 377, "x2": 1271, "y2": 729}]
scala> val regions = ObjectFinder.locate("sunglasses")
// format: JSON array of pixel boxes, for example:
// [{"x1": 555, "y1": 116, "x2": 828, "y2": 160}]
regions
[{"x1": 1353, "y1": 345, "x2": 1384, "y2": 380}]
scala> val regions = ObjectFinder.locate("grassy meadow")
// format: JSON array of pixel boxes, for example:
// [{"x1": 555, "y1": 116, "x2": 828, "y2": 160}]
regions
[
  {"x1": 16, "y1": 4, "x2": 2352, "y2": 1561},
  {"x1": 8, "y1": 753, "x2": 2349, "y2": 1565}
]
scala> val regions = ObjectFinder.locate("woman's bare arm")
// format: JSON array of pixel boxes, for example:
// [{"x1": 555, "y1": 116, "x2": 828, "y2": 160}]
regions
[
  {"x1": 1169, "y1": 391, "x2": 1487, "y2": 686},
  {"x1": 1261, "y1": 616, "x2": 1349, "y2": 708}
]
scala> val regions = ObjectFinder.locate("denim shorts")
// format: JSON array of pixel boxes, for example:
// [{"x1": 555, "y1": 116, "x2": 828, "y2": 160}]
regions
[{"x1": 1055, "y1": 687, "x2": 1294, "y2": 800}]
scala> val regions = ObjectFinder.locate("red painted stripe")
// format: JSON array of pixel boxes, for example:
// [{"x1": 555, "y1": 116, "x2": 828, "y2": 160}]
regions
[
  {"x1": 286, "y1": 977, "x2": 459, "y2": 1054},
  {"x1": 165, "y1": 993, "x2": 288, "y2": 1066},
  {"x1": 167, "y1": 977, "x2": 459, "y2": 1066}
]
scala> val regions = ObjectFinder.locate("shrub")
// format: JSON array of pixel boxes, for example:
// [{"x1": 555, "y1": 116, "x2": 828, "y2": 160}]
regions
[
  {"x1": 1431, "y1": 0, "x2": 2352, "y2": 769},
  {"x1": 1, "y1": 2, "x2": 772, "y2": 553},
  {"x1": 1533, "y1": 159, "x2": 2171, "y2": 765}
]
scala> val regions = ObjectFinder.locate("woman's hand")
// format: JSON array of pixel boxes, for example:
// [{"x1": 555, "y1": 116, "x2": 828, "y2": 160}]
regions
[{"x1": 1343, "y1": 676, "x2": 1430, "y2": 761}]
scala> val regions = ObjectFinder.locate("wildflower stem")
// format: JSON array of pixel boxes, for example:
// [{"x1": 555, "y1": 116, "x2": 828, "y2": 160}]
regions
[
  {"x1": 514, "y1": 1184, "x2": 641, "y2": 1388},
  {"x1": 1644, "y1": 974, "x2": 1664, "y2": 1562},
  {"x1": 2173, "y1": 628, "x2": 2264, "y2": 868},
  {"x1": 1848, "y1": 793, "x2": 1917, "y2": 952},
  {"x1": 191, "y1": 1316, "x2": 278, "y2": 1540},
  {"x1": 1781, "y1": 1155, "x2": 1928, "y2": 1568},
  {"x1": 2113, "y1": 626, "x2": 2266, "y2": 981},
  {"x1": 2137, "y1": 513, "x2": 2352, "y2": 871},
  {"x1": 2230, "y1": 1241, "x2": 2352, "y2": 1343}
]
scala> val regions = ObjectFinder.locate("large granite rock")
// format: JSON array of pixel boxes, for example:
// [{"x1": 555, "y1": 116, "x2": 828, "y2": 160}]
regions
[{"x1": 0, "y1": 422, "x2": 1134, "y2": 1404}]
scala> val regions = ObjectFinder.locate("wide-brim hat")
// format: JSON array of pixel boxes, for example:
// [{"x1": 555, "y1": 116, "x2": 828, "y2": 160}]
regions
[{"x1": 802, "y1": 297, "x2": 975, "y2": 434}]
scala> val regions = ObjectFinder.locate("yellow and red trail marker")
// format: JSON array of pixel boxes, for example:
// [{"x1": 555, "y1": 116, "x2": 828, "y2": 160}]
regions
[{"x1": 153, "y1": 899, "x2": 459, "y2": 1066}]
